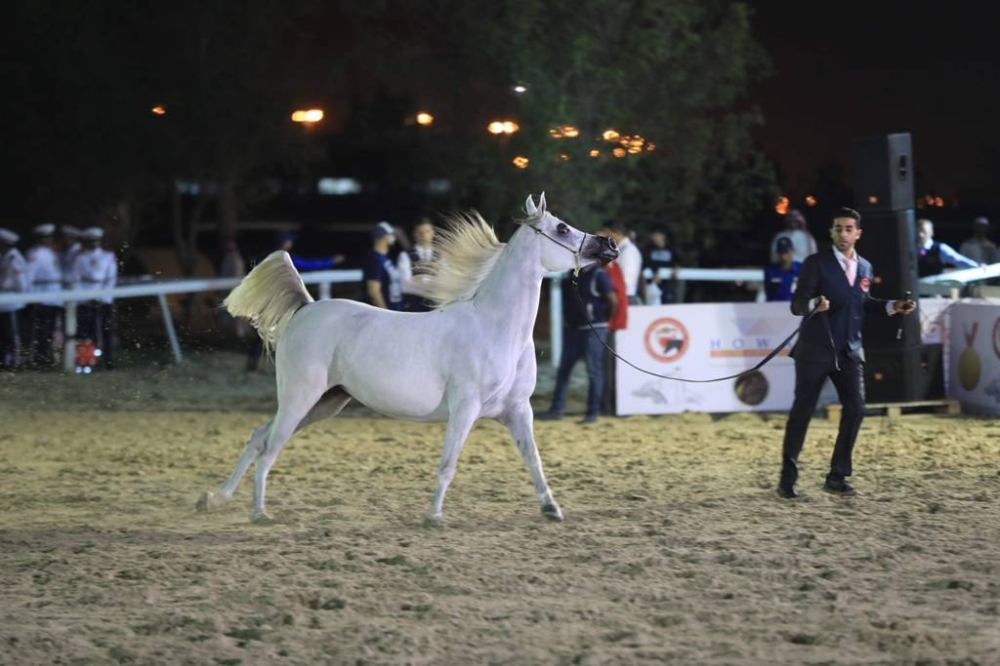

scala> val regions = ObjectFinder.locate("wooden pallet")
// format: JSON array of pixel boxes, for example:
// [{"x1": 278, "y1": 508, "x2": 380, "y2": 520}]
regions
[{"x1": 824, "y1": 399, "x2": 961, "y2": 420}]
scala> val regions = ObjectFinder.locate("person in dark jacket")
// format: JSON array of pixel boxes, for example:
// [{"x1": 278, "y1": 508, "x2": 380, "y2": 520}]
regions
[
  {"x1": 764, "y1": 236, "x2": 802, "y2": 301},
  {"x1": 778, "y1": 207, "x2": 915, "y2": 499},
  {"x1": 537, "y1": 264, "x2": 618, "y2": 424}
]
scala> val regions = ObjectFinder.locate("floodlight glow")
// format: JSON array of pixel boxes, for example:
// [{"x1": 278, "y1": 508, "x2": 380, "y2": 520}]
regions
[{"x1": 291, "y1": 109, "x2": 324, "y2": 123}]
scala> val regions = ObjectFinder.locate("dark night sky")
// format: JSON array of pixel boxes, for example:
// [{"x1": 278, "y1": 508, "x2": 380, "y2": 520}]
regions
[{"x1": 749, "y1": 2, "x2": 999, "y2": 204}]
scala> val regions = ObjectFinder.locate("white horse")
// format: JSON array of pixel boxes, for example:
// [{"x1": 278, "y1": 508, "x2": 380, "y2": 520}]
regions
[{"x1": 197, "y1": 193, "x2": 618, "y2": 523}]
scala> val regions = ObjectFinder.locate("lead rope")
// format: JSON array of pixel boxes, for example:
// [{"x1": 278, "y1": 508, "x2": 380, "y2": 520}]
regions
[{"x1": 569, "y1": 272, "x2": 821, "y2": 383}]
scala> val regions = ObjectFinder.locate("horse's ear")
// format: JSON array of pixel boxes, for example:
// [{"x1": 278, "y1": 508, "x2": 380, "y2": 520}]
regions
[
  {"x1": 525, "y1": 194, "x2": 537, "y2": 216},
  {"x1": 538, "y1": 192, "x2": 547, "y2": 215}
]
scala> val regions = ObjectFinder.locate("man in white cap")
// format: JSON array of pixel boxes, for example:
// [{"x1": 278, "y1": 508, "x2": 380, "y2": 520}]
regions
[
  {"x1": 363, "y1": 221, "x2": 402, "y2": 310},
  {"x1": 0, "y1": 228, "x2": 28, "y2": 370},
  {"x1": 25, "y1": 223, "x2": 64, "y2": 367},
  {"x1": 69, "y1": 227, "x2": 118, "y2": 369},
  {"x1": 59, "y1": 225, "x2": 84, "y2": 281}
]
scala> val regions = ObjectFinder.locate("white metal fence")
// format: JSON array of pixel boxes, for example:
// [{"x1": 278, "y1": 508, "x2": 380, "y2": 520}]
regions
[{"x1": 4, "y1": 263, "x2": 997, "y2": 371}]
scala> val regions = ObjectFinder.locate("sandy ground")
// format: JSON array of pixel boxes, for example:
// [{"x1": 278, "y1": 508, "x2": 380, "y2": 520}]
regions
[{"x1": 1, "y1": 352, "x2": 999, "y2": 665}]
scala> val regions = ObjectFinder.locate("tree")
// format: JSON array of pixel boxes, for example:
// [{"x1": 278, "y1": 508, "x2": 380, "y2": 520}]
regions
[{"x1": 436, "y1": 0, "x2": 779, "y2": 251}]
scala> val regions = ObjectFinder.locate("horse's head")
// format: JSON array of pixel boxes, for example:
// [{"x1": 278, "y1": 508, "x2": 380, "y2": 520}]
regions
[{"x1": 524, "y1": 193, "x2": 619, "y2": 272}]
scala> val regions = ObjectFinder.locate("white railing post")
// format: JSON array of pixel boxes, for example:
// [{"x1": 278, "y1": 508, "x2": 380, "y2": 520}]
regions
[
  {"x1": 63, "y1": 302, "x2": 77, "y2": 372},
  {"x1": 157, "y1": 293, "x2": 183, "y2": 363},
  {"x1": 549, "y1": 275, "x2": 562, "y2": 368}
]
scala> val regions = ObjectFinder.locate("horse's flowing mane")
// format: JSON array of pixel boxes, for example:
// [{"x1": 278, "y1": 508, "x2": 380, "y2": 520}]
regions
[{"x1": 422, "y1": 211, "x2": 516, "y2": 307}]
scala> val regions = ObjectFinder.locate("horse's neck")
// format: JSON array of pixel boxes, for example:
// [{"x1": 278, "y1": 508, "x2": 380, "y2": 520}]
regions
[{"x1": 474, "y1": 231, "x2": 544, "y2": 341}]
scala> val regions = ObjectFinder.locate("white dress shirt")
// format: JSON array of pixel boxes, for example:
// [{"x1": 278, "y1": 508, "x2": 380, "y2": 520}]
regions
[
  {"x1": 26, "y1": 245, "x2": 64, "y2": 306},
  {"x1": 0, "y1": 247, "x2": 28, "y2": 312},
  {"x1": 616, "y1": 237, "x2": 643, "y2": 300}
]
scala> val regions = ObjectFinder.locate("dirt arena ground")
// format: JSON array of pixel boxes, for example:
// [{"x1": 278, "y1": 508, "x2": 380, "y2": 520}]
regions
[{"x1": 1, "y1": 352, "x2": 998, "y2": 665}]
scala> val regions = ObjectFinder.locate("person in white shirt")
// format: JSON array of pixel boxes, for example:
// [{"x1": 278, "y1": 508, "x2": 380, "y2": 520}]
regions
[
  {"x1": 59, "y1": 225, "x2": 84, "y2": 283},
  {"x1": 600, "y1": 219, "x2": 642, "y2": 304},
  {"x1": 70, "y1": 227, "x2": 118, "y2": 369},
  {"x1": 958, "y1": 216, "x2": 999, "y2": 266},
  {"x1": 0, "y1": 228, "x2": 28, "y2": 370},
  {"x1": 396, "y1": 216, "x2": 438, "y2": 312},
  {"x1": 25, "y1": 223, "x2": 64, "y2": 367},
  {"x1": 916, "y1": 218, "x2": 979, "y2": 277},
  {"x1": 770, "y1": 208, "x2": 818, "y2": 264}
]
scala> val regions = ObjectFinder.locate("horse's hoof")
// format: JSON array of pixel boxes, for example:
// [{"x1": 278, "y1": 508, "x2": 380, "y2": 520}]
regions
[
  {"x1": 196, "y1": 491, "x2": 225, "y2": 513},
  {"x1": 424, "y1": 513, "x2": 446, "y2": 527},
  {"x1": 541, "y1": 503, "x2": 564, "y2": 521},
  {"x1": 250, "y1": 511, "x2": 273, "y2": 524}
]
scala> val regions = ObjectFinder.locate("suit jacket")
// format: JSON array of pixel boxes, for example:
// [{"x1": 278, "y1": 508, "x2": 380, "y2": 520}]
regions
[{"x1": 790, "y1": 247, "x2": 889, "y2": 363}]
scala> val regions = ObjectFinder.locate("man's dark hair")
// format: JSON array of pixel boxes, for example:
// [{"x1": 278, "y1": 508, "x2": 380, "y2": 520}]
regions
[{"x1": 832, "y1": 207, "x2": 861, "y2": 226}]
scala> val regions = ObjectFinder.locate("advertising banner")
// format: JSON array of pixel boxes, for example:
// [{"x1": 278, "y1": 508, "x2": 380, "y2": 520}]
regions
[
  {"x1": 947, "y1": 301, "x2": 1000, "y2": 414},
  {"x1": 615, "y1": 302, "x2": 800, "y2": 415}
]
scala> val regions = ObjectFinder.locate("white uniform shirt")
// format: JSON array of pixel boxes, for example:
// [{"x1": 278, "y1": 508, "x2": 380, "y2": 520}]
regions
[
  {"x1": 396, "y1": 243, "x2": 435, "y2": 297},
  {"x1": 0, "y1": 247, "x2": 28, "y2": 312},
  {"x1": 71, "y1": 247, "x2": 118, "y2": 304},
  {"x1": 62, "y1": 242, "x2": 82, "y2": 283},
  {"x1": 26, "y1": 245, "x2": 64, "y2": 306},
  {"x1": 616, "y1": 237, "x2": 643, "y2": 300}
]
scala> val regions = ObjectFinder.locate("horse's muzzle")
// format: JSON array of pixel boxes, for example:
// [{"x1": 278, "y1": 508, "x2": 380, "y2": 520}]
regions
[{"x1": 593, "y1": 236, "x2": 619, "y2": 264}]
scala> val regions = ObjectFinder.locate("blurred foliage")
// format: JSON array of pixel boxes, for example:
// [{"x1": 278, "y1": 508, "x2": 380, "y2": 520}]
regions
[{"x1": 443, "y1": 0, "x2": 779, "y2": 250}]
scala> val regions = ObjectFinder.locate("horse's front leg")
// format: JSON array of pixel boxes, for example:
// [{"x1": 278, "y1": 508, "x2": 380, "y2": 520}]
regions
[
  {"x1": 499, "y1": 401, "x2": 563, "y2": 521},
  {"x1": 428, "y1": 401, "x2": 480, "y2": 524}
]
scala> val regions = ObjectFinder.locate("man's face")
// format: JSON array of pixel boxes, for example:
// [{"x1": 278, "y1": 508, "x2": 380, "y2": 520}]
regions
[
  {"x1": 413, "y1": 223, "x2": 434, "y2": 245},
  {"x1": 917, "y1": 222, "x2": 932, "y2": 245},
  {"x1": 651, "y1": 231, "x2": 666, "y2": 247},
  {"x1": 829, "y1": 216, "x2": 862, "y2": 253}
]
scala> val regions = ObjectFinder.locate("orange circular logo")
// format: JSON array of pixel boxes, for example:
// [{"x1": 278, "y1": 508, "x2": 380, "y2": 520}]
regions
[{"x1": 644, "y1": 317, "x2": 689, "y2": 363}]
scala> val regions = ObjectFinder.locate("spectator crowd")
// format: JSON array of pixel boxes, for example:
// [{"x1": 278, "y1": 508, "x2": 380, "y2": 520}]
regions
[{"x1": 3, "y1": 208, "x2": 997, "y2": 387}]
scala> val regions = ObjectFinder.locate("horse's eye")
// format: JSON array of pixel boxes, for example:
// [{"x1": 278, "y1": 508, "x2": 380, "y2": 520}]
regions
[{"x1": 557, "y1": 223, "x2": 570, "y2": 235}]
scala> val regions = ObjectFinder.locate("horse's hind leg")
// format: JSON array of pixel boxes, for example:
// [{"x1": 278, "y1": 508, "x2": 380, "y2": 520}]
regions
[
  {"x1": 294, "y1": 386, "x2": 352, "y2": 431},
  {"x1": 249, "y1": 377, "x2": 331, "y2": 522},
  {"x1": 500, "y1": 402, "x2": 563, "y2": 521},
  {"x1": 197, "y1": 420, "x2": 272, "y2": 512},
  {"x1": 197, "y1": 389, "x2": 351, "y2": 513}
]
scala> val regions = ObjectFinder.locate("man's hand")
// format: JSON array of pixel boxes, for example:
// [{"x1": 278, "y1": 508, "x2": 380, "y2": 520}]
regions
[
  {"x1": 893, "y1": 298, "x2": 916, "y2": 315},
  {"x1": 815, "y1": 295, "x2": 830, "y2": 312}
]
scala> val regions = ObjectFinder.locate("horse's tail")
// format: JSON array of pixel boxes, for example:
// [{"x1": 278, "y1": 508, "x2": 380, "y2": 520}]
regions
[{"x1": 224, "y1": 250, "x2": 314, "y2": 356}]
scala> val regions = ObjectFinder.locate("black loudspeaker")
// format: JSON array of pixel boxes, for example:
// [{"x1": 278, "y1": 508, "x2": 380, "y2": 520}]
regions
[
  {"x1": 853, "y1": 133, "x2": 915, "y2": 212},
  {"x1": 864, "y1": 344, "x2": 944, "y2": 404},
  {"x1": 859, "y1": 208, "x2": 920, "y2": 348}
]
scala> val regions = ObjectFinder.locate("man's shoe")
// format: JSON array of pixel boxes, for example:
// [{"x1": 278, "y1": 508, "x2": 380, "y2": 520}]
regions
[
  {"x1": 822, "y1": 478, "x2": 857, "y2": 496},
  {"x1": 578, "y1": 414, "x2": 598, "y2": 424},
  {"x1": 535, "y1": 410, "x2": 563, "y2": 421},
  {"x1": 776, "y1": 484, "x2": 799, "y2": 499}
]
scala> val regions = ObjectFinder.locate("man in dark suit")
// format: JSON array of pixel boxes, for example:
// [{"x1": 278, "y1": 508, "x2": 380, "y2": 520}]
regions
[{"x1": 779, "y1": 207, "x2": 916, "y2": 499}]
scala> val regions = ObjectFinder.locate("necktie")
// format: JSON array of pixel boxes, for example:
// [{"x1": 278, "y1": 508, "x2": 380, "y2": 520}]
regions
[{"x1": 842, "y1": 256, "x2": 856, "y2": 285}]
